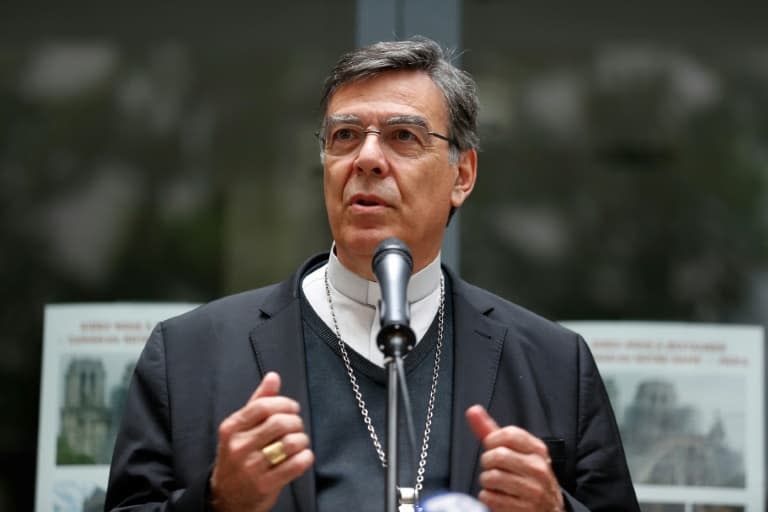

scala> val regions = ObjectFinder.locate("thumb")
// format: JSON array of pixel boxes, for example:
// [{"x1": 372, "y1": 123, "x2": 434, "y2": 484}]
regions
[
  {"x1": 249, "y1": 371, "x2": 282, "y2": 402},
  {"x1": 466, "y1": 404, "x2": 499, "y2": 442}
]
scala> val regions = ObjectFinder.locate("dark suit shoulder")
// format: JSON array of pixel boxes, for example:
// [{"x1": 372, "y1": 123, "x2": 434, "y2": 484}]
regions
[
  {"x1": 153, "y1": 253, "x2": 329, "y2": 353},
  {"x1": 157, "y1": 284, "x2": 286, "y2": 355},
  {"x1": 165, "y1": 285, "x2": 280, "y2": 328},
  {"x1": 452, "y1": 277, "x2": 580, "y2": 347}
]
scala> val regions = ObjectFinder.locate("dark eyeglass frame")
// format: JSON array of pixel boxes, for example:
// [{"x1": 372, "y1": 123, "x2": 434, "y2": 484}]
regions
[{"x1": 314, "y1": 126, "x2": 458, "y2": 156}]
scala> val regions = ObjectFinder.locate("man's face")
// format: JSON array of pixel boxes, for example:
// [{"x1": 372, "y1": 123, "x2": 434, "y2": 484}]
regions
[{"x1": 322, "y1": 70, "x2": 476, "y2": 278}]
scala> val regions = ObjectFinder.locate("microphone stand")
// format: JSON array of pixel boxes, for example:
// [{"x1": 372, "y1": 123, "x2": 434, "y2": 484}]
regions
[{"x1": 379, "y1": 328, "x2": 417, "y2": 512}]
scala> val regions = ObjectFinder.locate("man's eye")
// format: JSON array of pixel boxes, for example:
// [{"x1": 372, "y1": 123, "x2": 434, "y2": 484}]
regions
[
  {"x1": 333, "y1": 128, "x2": 357, "y2": 141},
  {"x1": 392, "y1": 129, "x2": 418, "y2": 142}
]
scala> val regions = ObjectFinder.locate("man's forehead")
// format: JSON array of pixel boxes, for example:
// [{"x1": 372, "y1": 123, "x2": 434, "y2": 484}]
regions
[{"x1": 325, "y1": 71, "x2": 448, "y2": 125}]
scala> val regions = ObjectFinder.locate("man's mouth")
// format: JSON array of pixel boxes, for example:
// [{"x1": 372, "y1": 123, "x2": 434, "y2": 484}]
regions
[{"x1": 350, "y1": 194, "x2": 387, "y2": 208}]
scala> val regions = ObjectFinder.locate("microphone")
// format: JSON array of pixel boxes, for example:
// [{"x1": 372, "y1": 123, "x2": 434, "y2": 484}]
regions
[
  {"x1": 421, "y1": 493, "x2": 489, "y2": 512},
  {"x1": 372, "y1": 237, "x2": 417, "y2": 358}
]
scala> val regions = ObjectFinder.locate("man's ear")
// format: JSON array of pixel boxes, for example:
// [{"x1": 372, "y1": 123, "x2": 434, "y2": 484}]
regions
[{"x1": 451, "y1": 149, "x2": 477, "y2": 208}]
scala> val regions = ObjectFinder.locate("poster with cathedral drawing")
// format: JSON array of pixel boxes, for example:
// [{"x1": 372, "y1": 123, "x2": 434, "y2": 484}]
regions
[
  {"x1": 36, "y1": 303, "x2": 197, "y2": 512},
  {"x1": 563, "y1": 321, "x2": 764, "y2": 512}
]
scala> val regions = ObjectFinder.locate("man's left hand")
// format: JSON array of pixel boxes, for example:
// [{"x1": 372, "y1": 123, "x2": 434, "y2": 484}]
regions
[{"x1": 466, "y1": 405, "x2": 565, "y2": 512}]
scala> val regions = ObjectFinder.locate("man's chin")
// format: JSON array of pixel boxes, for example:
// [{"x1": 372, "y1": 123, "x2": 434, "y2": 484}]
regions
[
  {"x1": 336, "y1": 231, "x2": 403, "y2": 264},
  {"x1": 340, "y1": 237, "x2": 385, "y2": 258}
]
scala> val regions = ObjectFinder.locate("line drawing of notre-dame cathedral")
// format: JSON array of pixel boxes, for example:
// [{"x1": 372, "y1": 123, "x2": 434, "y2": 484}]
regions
[
  {"x1": 57, "y1": 357, "x2": 134, "y2": 465},
  {"x1": 615, "y1": 378, "x2": 745, "y2": 488}
]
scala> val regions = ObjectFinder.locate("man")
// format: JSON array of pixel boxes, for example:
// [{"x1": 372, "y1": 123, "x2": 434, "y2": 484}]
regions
[{"x1": 105, "y1": 37, "x2": 639, "y2": 512}]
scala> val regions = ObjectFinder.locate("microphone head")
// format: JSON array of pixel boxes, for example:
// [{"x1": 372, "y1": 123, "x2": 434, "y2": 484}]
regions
[
  {"x1": 372, "y1": 237, "x2": 416, "y2": 357},
  {"x1": 372, "y1": 237, "x2": 413, "y2": 274},
  {"x1": 421, "y1": 493, "x2": 489, "y2": 512}
]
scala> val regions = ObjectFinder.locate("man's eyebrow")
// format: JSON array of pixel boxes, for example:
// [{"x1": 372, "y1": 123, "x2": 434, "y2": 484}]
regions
[
  {"x1": 325, "y1": 114, "x2": 363, "y2": 125},
  {"x1": 325, "y1": 114, "x2": 430, "y2": 128},
  {"x1": 384, "y1": 115, "x2": 429, "y2": 128}
]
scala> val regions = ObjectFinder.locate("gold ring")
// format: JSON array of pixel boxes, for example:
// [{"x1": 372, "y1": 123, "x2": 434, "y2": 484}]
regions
[{"x1": 262, "y1": 440, "x2": 287, "y2": 466}]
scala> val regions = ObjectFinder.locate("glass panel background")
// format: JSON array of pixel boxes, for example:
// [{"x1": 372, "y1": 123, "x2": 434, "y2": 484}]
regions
[
  {"x1": 0, "y1": 4, "x2": 353, "y2": 509},
  {"x1": 3, "y1": 2, "x2": 768, "y2": 509},
  {"x1": 461, "y1": 3, "x2": 768, "y2": 324}
]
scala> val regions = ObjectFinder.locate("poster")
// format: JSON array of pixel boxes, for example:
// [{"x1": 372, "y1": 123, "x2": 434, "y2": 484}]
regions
[
  {"x1": 35, "y1": 303, "x2": 196, "y2": 512},
  {"x1": 564, "y1": 321, "x2": 765, "y2": 512},
  {"x1": 36, "y1": 310, "x2": 764, "y2": 511}
]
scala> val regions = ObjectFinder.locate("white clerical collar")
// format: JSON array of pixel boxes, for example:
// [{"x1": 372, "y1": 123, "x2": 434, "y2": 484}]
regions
[{"x1": 327, "y1": 246, "x2": 442, "y2": 307}]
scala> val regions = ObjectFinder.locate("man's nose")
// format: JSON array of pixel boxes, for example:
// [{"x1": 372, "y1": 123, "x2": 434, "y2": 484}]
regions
[{"x1": 354, "y1": 129, "x2": 389, "y2": 176}]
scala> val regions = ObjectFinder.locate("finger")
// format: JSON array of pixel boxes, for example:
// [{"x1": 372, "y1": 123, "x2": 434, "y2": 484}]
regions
[
  {"x1": 254, "y1": 448, "x2": 315, "y2": 496},
  {"x1": 250, "y1": 371, "x2": 282, "y2": 401},
  {"x1": 254, "y1": 412, "x2": 306, "y2": 448},
  {"x1": 483, "y1": 426, "x2": 549, "y2": 457},
  {"x1": 466, "y1": 405, "x2": 499, "y2": 442},
  {"x1": 238, "y1": 396, "x2": 300, "y2": 428},
  {"x1": 480, "y1": 449, "x2": 553, "y2": 482},
  {"x1": 477, "y1": 488, "x2": 528, "y2": 511},
  {"x1": 276, "y1": 432, "x2": 311, "y2": 462},
  {"x1": 479, "y1": 468, "x2": 536, "y2": 498},
  {"x1": 250, "y1": 432, "x2": 311, "y2": 472},
  {"x1": 479, "y1": 466, "x2": 563, "y2": 512},
  {"x1": 229, "y1": 412, "x2": 305, "y2": 458},
  {"x1": 221, "y1": 397, "x2": 301, "y2": 439},
  {"x1": 219, "y1": 372, "x2": 294, "y2": 439}
]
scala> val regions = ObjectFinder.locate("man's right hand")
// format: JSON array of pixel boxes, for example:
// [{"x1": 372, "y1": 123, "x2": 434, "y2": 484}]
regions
[{"x1": 210, "y1": 372, "x2": 315, "y2": 512}]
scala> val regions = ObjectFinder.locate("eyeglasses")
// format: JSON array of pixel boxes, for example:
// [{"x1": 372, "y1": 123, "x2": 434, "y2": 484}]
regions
[{"x1": 318, "y1": 121, "x2": 457, "y2": 159}]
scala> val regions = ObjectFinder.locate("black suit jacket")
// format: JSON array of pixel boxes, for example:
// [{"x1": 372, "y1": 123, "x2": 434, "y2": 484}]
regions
[{"x1": 105, "y1": 254, "x2": 639, "y2": 511}]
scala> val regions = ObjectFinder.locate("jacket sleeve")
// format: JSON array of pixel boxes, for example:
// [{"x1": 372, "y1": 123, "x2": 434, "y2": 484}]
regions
[
  {"x1": 565, "y1": 335, "x2": 639, "y2": 511},
  {"x1": 104, "y1": 323, "x2": 214, "y2": 512}
]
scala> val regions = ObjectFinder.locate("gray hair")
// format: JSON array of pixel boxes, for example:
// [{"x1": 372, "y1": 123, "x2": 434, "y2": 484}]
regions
[{"x1": 320, "y1": 36, "x2": 479, "y2": 164}]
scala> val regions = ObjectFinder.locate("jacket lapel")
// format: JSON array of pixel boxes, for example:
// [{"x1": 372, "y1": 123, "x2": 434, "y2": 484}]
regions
[
  {"x1": 248, "y1": 255, "x2": 326, "y2": 512},
  {"x1": 447, "y1": 273, "x2": 507, "y2": 495}
]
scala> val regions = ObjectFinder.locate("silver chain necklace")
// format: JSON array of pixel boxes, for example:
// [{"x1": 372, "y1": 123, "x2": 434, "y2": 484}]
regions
[{"x1": 323, "y1": 267, "x2": 445, "y2": 494}]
